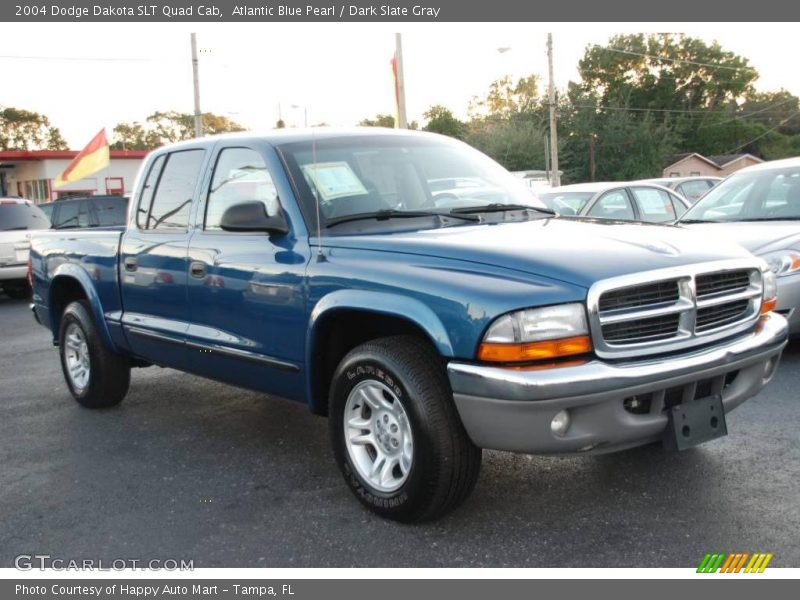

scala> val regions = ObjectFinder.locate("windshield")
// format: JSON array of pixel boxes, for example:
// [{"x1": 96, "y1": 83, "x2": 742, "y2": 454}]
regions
[
  {"x1": 538, "y1": 191, "x2": 594, "y2": 215},
  {"x1": 277, "y1": 135, "x2": 546, "y2": 228},
  {"x1": 0, "y1": 202, "x2": 51, "y2": 231},
  {"x1": 681, "y1": 166, "x2": 800, "y2": 222}
]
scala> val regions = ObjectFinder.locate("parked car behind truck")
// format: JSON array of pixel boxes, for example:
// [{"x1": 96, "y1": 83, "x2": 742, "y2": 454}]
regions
[
  {"x1": 30, "y1": 129, "x2": 788, "y2": 521},
  {"x1": 1, "y1": 197, "x2": 50, "y2": 299},
  {"x1": 678, "y1": 157, "x2": 800, "y2": 336}
]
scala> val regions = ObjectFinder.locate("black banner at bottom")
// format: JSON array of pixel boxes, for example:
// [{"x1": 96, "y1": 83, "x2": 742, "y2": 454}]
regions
[{"x1": 3, "y1": 579, "x2": 795, "y2": 600}]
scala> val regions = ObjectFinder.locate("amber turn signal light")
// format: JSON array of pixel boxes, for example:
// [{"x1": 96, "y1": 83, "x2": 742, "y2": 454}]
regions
[
  {"x1": 478, "y1": 335, "x2": 592, "y2": 363},
  {"x1": 761, "y1": 297, "x2": 777, "y2": 314}
]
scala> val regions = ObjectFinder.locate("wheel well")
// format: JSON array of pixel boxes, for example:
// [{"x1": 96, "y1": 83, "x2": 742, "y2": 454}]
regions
[
  {"x1": 309, "y1": 310, "x2": 441, "y2": 416},
  {"x1": 49, "y1": 277, "x2": 87, "y2": 341}
]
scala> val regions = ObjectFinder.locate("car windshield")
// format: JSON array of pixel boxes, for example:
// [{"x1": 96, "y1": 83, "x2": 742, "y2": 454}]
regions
[
  {"x1": 681, "y1": 166, "x2": 800, "y2": 222},
  {"x1": 0, "y1": 202, "x2": 51, "y2": 231},
  {"x1": 277, "y1": 134, "x2": 547, "y2": 227},
  {"x1": 538, "y1": 191, "x2": 594, "y2": 214}
]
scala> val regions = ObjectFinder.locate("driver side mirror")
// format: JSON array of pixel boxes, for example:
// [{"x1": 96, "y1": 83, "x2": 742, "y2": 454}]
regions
[{"x1": 220, "y1": 201, "x2": 289, "y2": 235}]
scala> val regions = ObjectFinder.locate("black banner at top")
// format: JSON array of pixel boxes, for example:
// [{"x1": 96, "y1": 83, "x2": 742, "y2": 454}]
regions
[{"x1": 2, "y1": 0, "x2": 799, "y2": 22}]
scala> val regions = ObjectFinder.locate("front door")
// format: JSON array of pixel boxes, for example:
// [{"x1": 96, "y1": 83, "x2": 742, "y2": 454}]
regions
[
  {"x1": 120, "y1": 148, "x2": 207, "y2": 366},
  {"x1": 186, "y1": 146, "x2": 309, "y2": 401}
]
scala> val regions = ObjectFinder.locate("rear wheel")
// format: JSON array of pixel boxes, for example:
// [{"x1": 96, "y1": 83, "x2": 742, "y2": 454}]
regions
[
  {"x1": 329, "y1": 335, "x2": 482, "y2": 522},
  {"x1": 59, "y1": 300, "x2": 130, "y2": 408}
]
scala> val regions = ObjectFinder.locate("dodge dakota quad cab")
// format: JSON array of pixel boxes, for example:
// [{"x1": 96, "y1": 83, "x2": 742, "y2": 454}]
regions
[{"x1": 30, "y1": 130, "x2": 788, "y2": 522}]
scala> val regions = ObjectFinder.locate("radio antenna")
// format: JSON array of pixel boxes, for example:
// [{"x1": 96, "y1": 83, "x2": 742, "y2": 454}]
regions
[{"x1": 312, "y1": 126, "x2": 325, "y2": 262}]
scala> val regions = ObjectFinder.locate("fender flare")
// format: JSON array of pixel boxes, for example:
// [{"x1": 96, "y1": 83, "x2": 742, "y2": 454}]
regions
[
  {"x1": 48, "y1": 264, "x2": 118, "y2": 352},
  {"x1": 305, "y1": 289, "x2": 455, "y2": 412}
]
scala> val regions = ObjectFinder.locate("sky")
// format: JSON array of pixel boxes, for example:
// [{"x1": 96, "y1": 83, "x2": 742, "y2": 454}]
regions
[{"x1": 2, "y1": 22, "x2": 800, "y2": 148}]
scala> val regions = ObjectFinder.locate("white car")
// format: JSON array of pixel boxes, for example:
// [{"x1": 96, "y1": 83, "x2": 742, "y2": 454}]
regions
[{"x1": 0, "y1": 198, "x2": 50, "y2": 299}]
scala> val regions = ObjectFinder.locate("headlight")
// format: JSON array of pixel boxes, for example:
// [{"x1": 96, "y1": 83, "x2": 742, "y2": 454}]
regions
[
  {"x1": 761, "y1": 268, "x2": 778, "y2": 314},
  {"x1": 479, "y1": 303, "x2": 592, "y2": 362},
  {"x1": 761, "y1": 250, "x2": 800, "y2": 276}
]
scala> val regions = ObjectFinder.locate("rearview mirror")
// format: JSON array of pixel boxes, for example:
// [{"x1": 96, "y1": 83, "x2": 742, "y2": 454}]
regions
[{"x1": 220, "y1": 201, "x2": 289, "y2": 235}]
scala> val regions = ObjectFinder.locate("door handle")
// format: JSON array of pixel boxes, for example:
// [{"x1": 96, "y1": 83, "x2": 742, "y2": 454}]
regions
[
  {"x1": 189, "y1": 261, "x2": 207, "y2": 278},
  {"x1": 123, "y1": 257, "x2": 138, "y2": 272}
]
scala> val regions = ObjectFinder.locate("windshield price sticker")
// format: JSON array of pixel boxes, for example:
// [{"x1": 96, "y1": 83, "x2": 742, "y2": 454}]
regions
[{"x1": 302, "y1": 162, "x2": 369, "y2": 200}]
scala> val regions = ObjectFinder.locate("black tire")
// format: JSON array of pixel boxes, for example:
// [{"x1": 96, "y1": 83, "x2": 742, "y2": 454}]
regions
[
  {"x1": 58, "y1": 300, "x2": 130, "y2": 408},
  {"x1": 329, "y1": 335, "x2": 481, "y2": 522},
  {"x1": 3, "y1": 284, "x2": 29, "y2": 300}
]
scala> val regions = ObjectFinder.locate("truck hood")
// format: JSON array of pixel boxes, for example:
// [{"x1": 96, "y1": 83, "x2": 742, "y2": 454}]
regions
[
  {"x1": 679, "y1": 221, "x2": 800, "y2": 255},
  {"x1": 324, "y1": 218, "x2": 755, "y2": 289}
]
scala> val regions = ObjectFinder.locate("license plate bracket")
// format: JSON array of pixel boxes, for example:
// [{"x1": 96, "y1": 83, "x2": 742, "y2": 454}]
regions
[{"x1": 663, "y1": 394, "x2": 727, "y2": 451}]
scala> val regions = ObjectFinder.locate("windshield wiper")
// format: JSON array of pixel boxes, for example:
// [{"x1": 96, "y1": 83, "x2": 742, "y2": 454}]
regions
[
  {"x1": 677, "y1": 218, "x2": 713, "y2": 224},
  {"x1": 326, "y1": 209, "x2": 480, "y2": 228},
  {"x1": 737, "y1": 217, "x2": 800, "y2": 222},
  {"x1": 450, "y1": 203, "x2": 556, "y2": 216}
]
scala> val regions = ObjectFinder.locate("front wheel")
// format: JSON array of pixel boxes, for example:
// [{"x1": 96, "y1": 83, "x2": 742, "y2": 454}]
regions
[
  {"x1": 329, "y1": 335, "x2": 482, "y2": 522},
  {"x1": 59, "y1": 300, "x2": 130, "y2": 408}
]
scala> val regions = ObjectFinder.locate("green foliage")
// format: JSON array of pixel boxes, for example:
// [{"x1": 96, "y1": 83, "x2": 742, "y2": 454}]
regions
[
  {"x1": 0, "y1": 107, "x2": 68, "y2": 151},
  {"x1": 111, "y1": 111, "x2": 245, "y2": 150},
  {"x1": 358, "y1": 114, "x2": 396, "y2": 128},
  {"x1": 465, "y1": 117, "x2": 548, "y2": 172},
  {"x1": 422, "y1": 105, "x2": 466, "y2": 139}
]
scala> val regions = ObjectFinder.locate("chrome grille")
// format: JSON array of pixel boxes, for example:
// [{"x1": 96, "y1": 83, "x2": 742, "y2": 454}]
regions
[
  {"x1": 696, "y1": 299, "x2": 750, "y2": 331},
  {"x1": 588, "y1": 260, "x2": 764, "y2": 359},
  {"x1": 598, "y1": 280, "x2": 680, "y2": 312},
  {"x1": 696, "y1": 270, "x2": 751, "y2": 298}
]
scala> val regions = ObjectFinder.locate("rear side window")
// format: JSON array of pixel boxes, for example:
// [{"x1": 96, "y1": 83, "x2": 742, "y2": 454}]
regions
[
  {"x1": 205, "y1": 147, "x2": 279, "y2": 230},
  {"x1": 0, "y1": 202, "x2": 51, "y2": 231},
  {"x1": 631, "y1": 187, "x2": 677, "y2": 223},
  {"x1": 144, "y1": 150, "x2": 205, "y2": 230},
  {"x1": 136, "y1": 154, "x2": 166, "y2": 229},
  {"x1": 677, "y1": 180, "x2": 711, "y2": 201},
  {"x1": 91, "y1": 197, "x2": 128, "y2": 226},
  {"x1": 588, "y1": 190, "x2": 635, "y2": 220}
]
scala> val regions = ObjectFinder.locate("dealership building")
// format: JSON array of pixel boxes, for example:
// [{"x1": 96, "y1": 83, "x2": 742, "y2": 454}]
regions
[{"x1": 0, "y1": 149, "x2": 147, "y2": 203}]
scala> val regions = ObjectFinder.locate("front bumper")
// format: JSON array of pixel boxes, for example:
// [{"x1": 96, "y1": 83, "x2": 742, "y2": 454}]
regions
[
  {"x1": 448, "y1": 313, "x2": 788, "y2": 455},
  {"x1": 776, "y1": 272, "x2": 800, "y2": 335}
]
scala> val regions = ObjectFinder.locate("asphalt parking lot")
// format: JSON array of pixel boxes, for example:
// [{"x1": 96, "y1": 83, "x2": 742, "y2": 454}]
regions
[{"x1": 1, "y1": 293, "x2": 799, "y2": 568}]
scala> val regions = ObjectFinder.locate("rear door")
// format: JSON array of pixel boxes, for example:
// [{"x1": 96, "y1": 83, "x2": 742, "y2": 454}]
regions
[{"x1": 119, "y1": 148, "x2": 207, "y2": 365}]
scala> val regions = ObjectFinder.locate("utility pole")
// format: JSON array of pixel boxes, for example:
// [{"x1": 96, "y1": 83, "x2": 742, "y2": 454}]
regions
[
  {"x1": 546, "y1": 33, "x2": 560, "y2": 187},
  {"x1": 589, "y1": 134, "x2": 596, "y2": 182},
  {"x1": 394, "y1": 33, "x2": 408, "y2": 129},
  {"x1": 190, "y1": 33, "x2": 203, "y2": 138}
]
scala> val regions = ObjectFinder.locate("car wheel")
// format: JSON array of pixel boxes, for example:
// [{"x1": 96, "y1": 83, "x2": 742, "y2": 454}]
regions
[
  {"x1": 59, "y1": 300, "x2": 130, "y2": 408},
  {"x1": 329, "y1": 335, "x2": 481, "y2": 522}
]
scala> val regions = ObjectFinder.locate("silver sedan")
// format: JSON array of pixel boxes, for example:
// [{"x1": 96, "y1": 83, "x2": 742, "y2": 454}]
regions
[
  {"x1": 539, "y1": 182, "x2": 691, "y2": 224},
  {"x1": 678, "y1": 157, "x2": 800, "y2": 335}
]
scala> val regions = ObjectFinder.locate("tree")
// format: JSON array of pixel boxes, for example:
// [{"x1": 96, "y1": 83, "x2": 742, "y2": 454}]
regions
[
  {"x1": 466, "y1": 118, "x2": 549, "y2": 172},
  {"x1": 469, "y1": 75, "x2": 544, "y2": 120},
  {"x1": 422, "y1": 105, "x2": 466, "y2": 139},
  {"x1": 358, "y1": 114, "x2": 396, "y2": 128},
  {"x1": 111, "y1": 111, "x2": 245, "y2": 150},
  {"x1": 0, "y1": 107, "x2": 68, "y2": 151}
]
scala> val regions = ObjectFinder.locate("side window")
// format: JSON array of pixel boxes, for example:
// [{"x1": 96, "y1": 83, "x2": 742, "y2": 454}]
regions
[
  {"x1": 77, "y1": 199, "x2": 90, "y2": 227},
  {"x1": 136, "y1": 154, "x2": 166, "y2": 229},
  {"x1": 588, "y1": 190, "x2": 635, "y2": 220},
  {"x1": 631, "y1": 187, "x2": 676, "y2": 223},
  {"x1": 91, "y1": 198, "x2": 129, "y2": 226},
  {"x1": 55, "y1": 201, "x2": 80, "y2": 229},
  {"x1": 146, "y1": 150, "x2": 205, "y2": 231},
  {"x1": 677, "y1": 180, "x2": 711, "y2": 202},
  {"x1": 205, "y1": 147, "x2": 279, "y2": 230}
]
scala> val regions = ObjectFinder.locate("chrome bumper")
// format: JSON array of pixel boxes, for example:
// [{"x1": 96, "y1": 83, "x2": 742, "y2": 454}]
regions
[{"x1": 448, "y1": 313, "x2": 788, "y2": 455}]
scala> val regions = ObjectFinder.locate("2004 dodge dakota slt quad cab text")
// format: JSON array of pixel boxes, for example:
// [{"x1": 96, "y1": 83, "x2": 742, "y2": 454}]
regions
[{"x1": 30, "y1": 129, "x2": 787, "y2": 521}]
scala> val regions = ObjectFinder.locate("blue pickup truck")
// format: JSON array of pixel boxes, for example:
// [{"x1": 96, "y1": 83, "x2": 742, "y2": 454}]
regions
[{"x1": 30, "y1": 129, "x2": 788, "y2": 521}]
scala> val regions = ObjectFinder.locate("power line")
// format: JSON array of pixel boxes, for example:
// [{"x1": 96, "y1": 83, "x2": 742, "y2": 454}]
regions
[
  {"x1": 593, "y1": 45, "x2": 757, "y2": 73},
  {"x1": 722, "y1": 111, "x2": 800, "y2": 154},
  {"x1": 569, "y1": 103, "x2": 792, "y2": 117},
  {"x1": 697, "y1": 97, "x2": 796, "y2": 129},
  {"x1": 0, "y1": 54, "x2": 158, "y2": 62}
]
